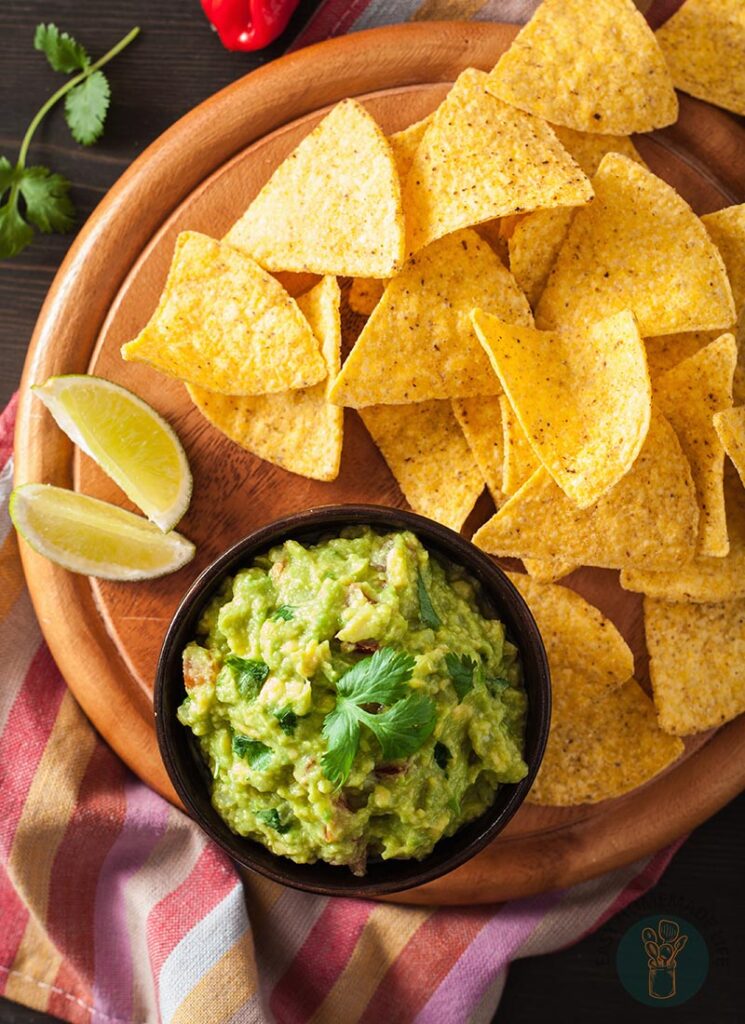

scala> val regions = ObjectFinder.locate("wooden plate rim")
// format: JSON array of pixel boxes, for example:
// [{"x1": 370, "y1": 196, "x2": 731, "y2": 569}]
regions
[{"x1": 13, "y1": 20, "x2": 745, "y2": 905}]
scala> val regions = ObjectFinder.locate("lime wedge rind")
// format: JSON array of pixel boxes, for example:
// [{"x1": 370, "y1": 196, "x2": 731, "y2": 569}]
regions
[
  {"x1": 33, "y1": 375, "x2": 192, "y2": 532},
  {"x1": 10, "y1": 484, "x2": 196, "y2": 581}
]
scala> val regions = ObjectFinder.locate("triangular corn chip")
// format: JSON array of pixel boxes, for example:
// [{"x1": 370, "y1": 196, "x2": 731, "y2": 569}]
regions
[
  {"x1": 499, "y1": 394, "x2": 539, "y2": 497},
  {"x1": 329, "y1": 229, "x2": 531, "y2": 407},
  {"x1": 452, "y1": 396, "x2": 505, "y2": 505},
  {"x1": 509, "y1": 129, "x2": 644, "y2": 307},
  {"x1": 621, "y1": 472, "x2": 745, "y2": 603},
  {"x1": 536, "y1": 154, "x2": 736, "y2": 337},
  {"x1": 644, "y1": 331, "x2": 721, "y2": 380},
  {"x1": 656, "y1": 0, "x2": 745, "y2": 117},
  {"x1": 187, "y1": 277, "x2": 343, "y2": 481},
  {"x1": 528, "y1": 674, "x2": 684, "y2": 805},
  {"x1": 486, "y1": 0, "x2": 677, "y2": 134},
  {"x1": 645, "y1": 595, "x2": 745, "y2": 734},
  {"x1": 359, "y1": 401, "x2": 483, "y2": 531},
  {"x1": 474, "y1": 309, "x2": 650, "y2": 507},
  {"x1": 347, "y1": 116, "x2": 434, "y2": 317},
  {"x1": 121, "y1": 232, "x2": 325, "y2": 396},
  {"x1": 473, "y1": 411, "x2": 698, "y2": 570},
  {"x1": 714, "y1": 406, "x2": 745, "y2": 488},
  {"x1": 403, "y1": 68, "x2": 593, "y2": 254},
  {"x1": 522, "y1": 558, "x2": 577, "y2": 583},
  {"x1": 654, "y1": 333, "x2": 737, "y2": 556},
  {"x1": 225, "y1": 99, "x2": 405, "y2": 277},
  {"x1": 702, "y1": 205, "x2": 745, "y2": 312},
  {"x1": 507, "y1": 572, "x2": 633, "y2": 692}
]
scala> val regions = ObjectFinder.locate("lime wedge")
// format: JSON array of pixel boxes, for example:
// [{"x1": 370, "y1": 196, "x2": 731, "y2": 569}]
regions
[
  {"x1": 33, "y1": 375, "x2": 192, "y2": 532},
  {"x1": 10, "y1": 484, "x2": 195, "y2": 580}
]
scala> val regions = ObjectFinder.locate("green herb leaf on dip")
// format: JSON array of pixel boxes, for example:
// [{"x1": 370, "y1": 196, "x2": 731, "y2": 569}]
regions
[
  {"x1": 255, "y1": 808, "x2": 291, "y2": 834},
  {"x1": 225, "y1": 655, "x2": 269, "y2": 700},
  {"x1": 321, "y1": 646, "x2": 436, "y2": 787},
  {"x1": 272, "y1": 605, "x2": 295, "y2": 621},
  {"x1": 274, "y1": 707, "x2": 298, "y2": 735},
  {"x1": 417, "y1": 569, "x2": 442, "y2": 630},
  {"x1": 445, "y1": 652, "x2": 477, "y2": 700},
  {"x1": 232, "y1": 734, "x2": 272, "y2": 769}
]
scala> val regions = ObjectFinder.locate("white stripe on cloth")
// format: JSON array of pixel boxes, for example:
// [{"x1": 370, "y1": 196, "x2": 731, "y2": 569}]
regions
[
  {"x1": 124, "y1": 806, "x2": 209, "y2": 1024},
  {"x1": 0, "y1": 458, "x2": 14, "y2": 547},
  {"x1": 159, "y1": 884, "x2": 251, "y2": 1024},
  {"x1": 468, "y1": 968, "x2": 508, "y2": 1024},
  {"x1": 349, "y1": 0, "x2": 424, "y2": 32},
  {"x1": 472, "y1": 0, "x2": 543, "y2": 23},
  {"x1": 0, "y1": 590, "x2": 42, "y2": 738}
]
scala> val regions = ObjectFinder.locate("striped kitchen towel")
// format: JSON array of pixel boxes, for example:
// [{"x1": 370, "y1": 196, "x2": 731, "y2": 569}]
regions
[{"x1": 1, "y1": 1, "x2": 690, "y2": 1021}]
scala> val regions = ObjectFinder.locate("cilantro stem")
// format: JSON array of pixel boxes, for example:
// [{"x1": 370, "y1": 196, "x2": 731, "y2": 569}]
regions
[{"x1": 17, "y1": 26, "x2": 140, "y2": 170}]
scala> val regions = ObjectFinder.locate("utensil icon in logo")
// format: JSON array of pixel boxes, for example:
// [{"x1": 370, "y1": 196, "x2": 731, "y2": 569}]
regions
[{"x1": 641, "y1": 919, "x2": 689, "y2": 999}]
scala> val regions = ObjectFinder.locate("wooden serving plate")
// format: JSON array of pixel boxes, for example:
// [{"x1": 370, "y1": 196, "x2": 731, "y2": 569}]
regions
[{"x1": 14, "y1": 22, "x2": 745, "y2": 905}]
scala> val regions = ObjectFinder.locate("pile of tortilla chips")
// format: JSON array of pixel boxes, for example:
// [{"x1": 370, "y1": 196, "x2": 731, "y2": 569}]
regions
[{"x1": 121, "y1": 0, "x2": 745, "y2": 805}]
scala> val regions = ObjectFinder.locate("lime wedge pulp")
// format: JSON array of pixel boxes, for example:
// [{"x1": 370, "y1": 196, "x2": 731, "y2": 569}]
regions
[
  {"x1": 33, "y1": 375, "x2": 192, "y2": 532},
  {"x1": 10, "y1": 484, "x2": 195, "y2": 580}
]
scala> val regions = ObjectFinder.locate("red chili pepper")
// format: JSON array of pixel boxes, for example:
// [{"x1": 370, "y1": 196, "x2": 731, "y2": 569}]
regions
[{"x1": 201, "y1": 0, "x2": 300, "y2": 51}]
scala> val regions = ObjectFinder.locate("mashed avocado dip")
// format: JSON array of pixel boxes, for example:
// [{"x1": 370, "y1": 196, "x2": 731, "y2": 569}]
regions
[{"x1": 177, "y1": 527, "x2": 528, "y2": 874}]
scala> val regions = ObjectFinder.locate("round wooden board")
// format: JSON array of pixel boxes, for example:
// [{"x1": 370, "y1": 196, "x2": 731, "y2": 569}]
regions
[{"x1": 14, "y1": 22, "x2": 745, "y2": 906}]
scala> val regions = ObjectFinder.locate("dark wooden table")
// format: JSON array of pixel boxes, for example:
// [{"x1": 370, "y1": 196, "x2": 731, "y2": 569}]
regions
[{"x1": 1, "y1": 2, "x2": 743, "y2": 1021}]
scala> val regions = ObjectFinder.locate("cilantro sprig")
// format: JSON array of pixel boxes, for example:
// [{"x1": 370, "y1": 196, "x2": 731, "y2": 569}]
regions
[
  {"x1": 321, "y1": 647, "x2": 436, "y2": 788},
  {"x1": 0, "y1": 24, "x2": 139, "y2": 260}
]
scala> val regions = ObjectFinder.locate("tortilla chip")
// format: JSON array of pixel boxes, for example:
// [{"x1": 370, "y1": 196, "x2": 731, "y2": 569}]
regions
[
  {"x1": 452, "y1": 396, "x2": 505, "y2": 505},
  {"x1": 654, "y1": 333, "x2": 737, "y2": 556},
  {"x1": 474, "y1": 309, "x2": 650, "y2": 507},
  {"x1": 644, "y1": 331, "x2": 721, "y2": 380},
  {"x1": 359, "y1": 401, "x2": 483, "y2": 531},
  {"x1": 714, "y1": 406, "x2": 745, "y2": 488},
  {"x1": 403, "y1": 68, "x2": 593, "y2": 255},
  {"x1": 645, "y1": 595, "x2": 745, "y2": 734},
  {"x1": 656, "y1": 0, "x2": 745, "y2": 117},
  {"x1": 347, "y1": 116, "x2": 435, "y2": 317},
  {"x1": 509, "y1": 130, "x2": 644, "y2": 306},
  {"x1": 225, "y1": 99, "x2": 405, "y2": 277},
  {"x1": 621, "y1": 472, "x2": 745, "y2": 602},
  {"x1": 522, "y1": 558, "x2": 578, "y2": 583},
  {"x1": 702, "y1": 205, "x2": 745, "y2": 312},
  {"x1": 536, "y1": 154, "x2": 736, "y2": 337},
  {"x1": 485, "y1": 0, "x2": 677, "y2": 135},
  {"x1": 472, "y1": 411, "x2": 698, "y2": 570},
  {"x1": 187, "y1": 278, "x2": 343, "y2": 481},
  {"x1": 121, "y1": 232, "x2": 325, "y2": 396},
  {"x1": 507, "y1": 572, "x2": 632, "y2": 691},
  {"x1": 528, "y1": 674, "x2": 684, "y2": 805},
  {"x1": 499, "y1": 395, "x2": 540, "y2": 497},
  {"x1": 347, "y1": 278, "x2": 385, "y2": 317},
  {"x1": 329, "y1": 229, "x2": 532, "y2": 407}
]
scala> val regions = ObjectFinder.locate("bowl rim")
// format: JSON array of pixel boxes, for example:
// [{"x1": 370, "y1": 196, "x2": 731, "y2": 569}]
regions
[{"x1": 154, "y1": 504, "x2": 551, "y2": 897}]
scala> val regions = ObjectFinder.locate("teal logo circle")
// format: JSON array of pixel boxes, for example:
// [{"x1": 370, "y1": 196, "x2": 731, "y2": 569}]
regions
[{"x1": 616, "y1": 915, "x2": 709, "y2": 1006}]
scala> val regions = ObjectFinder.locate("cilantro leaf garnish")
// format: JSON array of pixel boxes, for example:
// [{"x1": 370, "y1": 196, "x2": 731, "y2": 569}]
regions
[
  {"x1": 272, "y1": 605, "x2": 295, "y2": 621},
  {"x1": 225, "y1": 654, "x2": 269, "y2": 700},
  {"x1": 321, "y1": 647, "x2": 436, "y2": 788},
  {"x1": 486, "y1": 676, "x2": 510, "y2": 695},
  {"x1": 445, "y1": 652, "x2": 477, "y2": 701},
  {"x1": 274, "y1": 707, "x2": 298, "y2": 735},
  {"x1": 417, "y1": 570, "x2": 441, "y2": 630},
  {"x1": 255, "y1": 808, "x2": 291, "y2": 834},
  {"x1": 232, "y1": 734, "x2": 272, "y2": 769},
  {"x1": 0, "y1": 24, "x2": 139, "y2": 260}
]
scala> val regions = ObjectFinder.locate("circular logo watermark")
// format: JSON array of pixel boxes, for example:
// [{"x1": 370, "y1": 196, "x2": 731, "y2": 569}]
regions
[{"x1": 615, "y1": 914, "x2": 709, "y2": 1007}]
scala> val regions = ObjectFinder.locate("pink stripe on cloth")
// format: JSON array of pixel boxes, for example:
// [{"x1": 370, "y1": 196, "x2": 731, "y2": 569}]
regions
[
  {"x1": 92, "y1": 775, "x2": 171, "y2": 1022},
  {"x1": 0, "y1": 392, "x2": 17, "y2": 465},
  {"x1": 0, "y1": 867, "x2": 28, "y2": 994},
  {"x1": 413, "y1": 891, "x2": 560, "y2": 1024},
  {"x1": 270, "y1": 898, "x2": 375, "y2": 1023},
  {"x1": 288, "y1": 0, "x2": 373, "y2": 51}
]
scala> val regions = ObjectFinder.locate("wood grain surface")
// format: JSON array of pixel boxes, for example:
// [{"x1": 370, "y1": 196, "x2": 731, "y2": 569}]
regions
[{"x1": 12, "y1": 21, "x2": 745, "y2": 906}]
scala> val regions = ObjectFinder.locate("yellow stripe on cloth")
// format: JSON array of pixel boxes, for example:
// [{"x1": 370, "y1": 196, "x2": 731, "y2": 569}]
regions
[
  {"x1": 170, "y1": 931, "x2": 258, "y2": 1024},
  {"x1": 412, "y1": 0, "x2": 487, "y2": 20},
  {"x1": 0, "y1": 530, "x2": 25, "y2": 622},
  {"x1": 5, "y1": 691, "x2": 97, "y2": 1003},
  {"x1": 308, "y1": 903, "x2": 432, "y2": 1024}
]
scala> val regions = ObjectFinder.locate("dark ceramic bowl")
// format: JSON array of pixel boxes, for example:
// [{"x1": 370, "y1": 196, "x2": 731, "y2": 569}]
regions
[{"x1": 155, "y1": 505, "x2": 551, "y2": 897}]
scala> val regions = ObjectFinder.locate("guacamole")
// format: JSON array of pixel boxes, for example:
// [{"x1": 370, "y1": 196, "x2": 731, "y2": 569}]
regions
[{"x1": 177, "y1": 528, "x2": 528, "y2": 874}]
